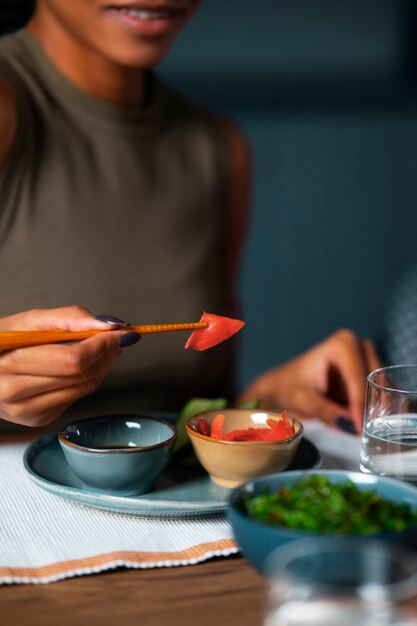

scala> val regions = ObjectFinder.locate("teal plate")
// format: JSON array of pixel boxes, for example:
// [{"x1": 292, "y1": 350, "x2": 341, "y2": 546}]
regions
[{"x1": 23, "y1": 433, "x2": 321, "y2": 520}]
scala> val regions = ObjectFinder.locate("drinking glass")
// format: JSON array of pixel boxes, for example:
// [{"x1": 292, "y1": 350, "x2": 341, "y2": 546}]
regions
[
  {"x1": 360, "y1": 365, "x2": 417, "y2": 481},
  {"x1": 263, "y1": 537, "x2": 417, "y2": 626}
]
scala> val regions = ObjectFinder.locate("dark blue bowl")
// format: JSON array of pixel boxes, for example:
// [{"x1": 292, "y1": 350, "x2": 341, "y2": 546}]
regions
[{"x1": 227, "y1": 469, "x2": 417, "y2": 575}]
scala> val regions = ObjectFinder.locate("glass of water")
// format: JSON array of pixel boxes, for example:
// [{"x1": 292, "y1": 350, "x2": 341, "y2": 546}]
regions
[
  {"x1": 263, "y1": 537, "x2": 417, "y2": 626},
  {"x1": 360, "y1": 365, "x2": 417, "y2": 481}
]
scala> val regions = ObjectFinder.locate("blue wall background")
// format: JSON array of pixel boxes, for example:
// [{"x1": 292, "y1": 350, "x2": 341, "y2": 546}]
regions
[{"x1": 160, "y1": 0, "x2": 417, "y2": 390}]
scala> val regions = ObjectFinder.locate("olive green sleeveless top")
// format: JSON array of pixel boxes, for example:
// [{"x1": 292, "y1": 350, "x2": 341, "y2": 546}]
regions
[{"x1": 0, "y1": 30, "x2": 235, "y2": 425}]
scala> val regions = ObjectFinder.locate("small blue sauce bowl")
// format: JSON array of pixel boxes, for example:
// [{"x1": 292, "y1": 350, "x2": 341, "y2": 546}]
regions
[{"x1": 58, "y1": 415, "x2": 177, "y2": 495}]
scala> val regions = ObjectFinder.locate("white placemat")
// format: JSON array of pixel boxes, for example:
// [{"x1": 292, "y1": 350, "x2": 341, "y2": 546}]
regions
[
  {"x1": 0, "y1": 443, "x2": 237, "y2": 585},
  {"x1": 0, "y1": 423, "x2": 361, "y2": 585}
]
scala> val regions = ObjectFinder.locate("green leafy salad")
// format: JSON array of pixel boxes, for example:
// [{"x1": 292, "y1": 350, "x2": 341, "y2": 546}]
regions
[{"x1": 243, "y1": 474, "x2": 417, "y2": 535}]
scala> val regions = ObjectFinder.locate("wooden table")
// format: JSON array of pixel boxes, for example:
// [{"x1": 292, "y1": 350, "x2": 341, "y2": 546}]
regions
[
  {"x1": 0, "y1": 557, "x2": 266, "y2": 626},
  {"x1": 0, "y1": 431, "x2": 267, "y2": 626}
]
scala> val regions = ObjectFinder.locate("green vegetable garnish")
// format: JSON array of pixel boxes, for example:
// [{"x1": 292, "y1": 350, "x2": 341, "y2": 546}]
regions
[
  {"x1": 235, "y1": 399, "x2": 261, "y2": 410},
  {"x1": 243, "y1": 475, "x2": 417, "y2": 535},
  {"x1": 173, "y1": 397, "x2": 228, "y2": 453}
]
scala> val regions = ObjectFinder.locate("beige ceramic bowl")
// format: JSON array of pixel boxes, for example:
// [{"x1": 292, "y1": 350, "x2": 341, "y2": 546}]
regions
[{"x1": 185, "y1": 409, "x2": 303, "y2": 488}]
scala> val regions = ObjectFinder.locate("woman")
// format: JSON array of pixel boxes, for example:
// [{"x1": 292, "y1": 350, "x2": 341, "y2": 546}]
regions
[{"x1": 0, "y1": 1, "x2": 379, "y2": 431}]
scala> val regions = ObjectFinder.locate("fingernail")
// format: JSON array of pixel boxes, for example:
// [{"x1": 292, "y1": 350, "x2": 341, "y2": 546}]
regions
[
  {"x1": 119, "y1": 332, "x2": 141, "y2": 348},
  {"x1": 335, "y1": 416, "x2": 357, "y2": 435},
  {"x1": 95, "y1": 314, "x2": 130, "y2": 326}
]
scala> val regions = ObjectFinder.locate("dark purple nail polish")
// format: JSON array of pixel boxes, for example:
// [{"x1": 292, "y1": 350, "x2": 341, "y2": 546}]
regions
[
  {"x1": 336, "y1": 416, "x2": 357, "y2": 435},
  {"x1": 95, "y1": 314, "x2": 130, "y2": 326},
  {"x1": 119, "y1": 332, "x2": 141, "y2": 348}
]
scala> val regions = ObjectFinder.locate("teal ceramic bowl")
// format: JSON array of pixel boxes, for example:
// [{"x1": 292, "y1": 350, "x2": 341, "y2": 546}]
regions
[
  {"x1": 58, "y1": 415, "x2": 177, "y2": 495},
  {"x1": 227, "y1": 469, "x2": 417, "y2": 575}
]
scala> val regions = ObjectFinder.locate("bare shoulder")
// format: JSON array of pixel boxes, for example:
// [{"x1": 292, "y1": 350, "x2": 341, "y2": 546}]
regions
[
  {"x1": 217, "y1": 116, "x2": 252, "y2": 180},
  {"x1": 214, "y1": 116, "x2": 253, "y2": 305},
  {"x1": 0, "y1": 80, "x2": 17, "y2": 166}
]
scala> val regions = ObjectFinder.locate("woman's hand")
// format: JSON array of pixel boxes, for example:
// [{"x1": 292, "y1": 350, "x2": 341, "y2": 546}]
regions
[
  {"x1": 237, "y1": 329, "x2": 381, "y2": 433},
  {"x1": 0, "y1": 306, "x2": 140, "y2": 427}
]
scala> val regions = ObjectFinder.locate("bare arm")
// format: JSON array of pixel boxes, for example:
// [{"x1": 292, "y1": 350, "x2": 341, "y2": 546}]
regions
[{"x1": 0, "y1": 80, "x2": 17, "y2": 167}]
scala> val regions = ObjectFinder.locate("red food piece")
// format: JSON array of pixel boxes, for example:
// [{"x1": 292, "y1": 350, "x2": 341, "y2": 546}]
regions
[
  {"x1": 210, "y1": 414, "x2": 225, "y2": 439},
  {"x1": 198, "y1": 411, "x2": 295, "y2": 442},
  {"x1": 185, "y1": 312, "x2": 245, "y2": 351},
  {"x1": 221, "y1": 412, "x2": 294, "y2": 442},
  {"x1": 266, "y1": 413, "x2": 294, "y2": 439},
  {"x1": 224, "y1": 428, "x2": 269, "y2": 441},
  {"x1": 197, "y1": 417, "x2": 211, "y2": 437}
]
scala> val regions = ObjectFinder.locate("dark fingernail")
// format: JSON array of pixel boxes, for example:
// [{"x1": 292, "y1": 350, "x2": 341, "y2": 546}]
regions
[
  {"x1": 336, "y1": 416, "x2": 357, "y2": 435},
  {"x1": 95, "y1": 314, "x2": 131, "y2": 326},
  {"x1": 119, "y1": 332, "x2": 141, "y2": 348}
]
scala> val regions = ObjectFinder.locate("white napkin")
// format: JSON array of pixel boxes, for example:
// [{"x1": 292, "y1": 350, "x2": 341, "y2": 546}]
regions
[
  {"x1": 0, "y1": 423, "x2": 361, "y2": 585},
  {"x1": 303, "y1": 420, "x2": 362, "y2": 471}
]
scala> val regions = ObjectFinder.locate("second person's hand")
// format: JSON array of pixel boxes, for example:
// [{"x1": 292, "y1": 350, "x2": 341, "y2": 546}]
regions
[{"x1": 237, "y1": 329, "x2": 381, "y2": 433}]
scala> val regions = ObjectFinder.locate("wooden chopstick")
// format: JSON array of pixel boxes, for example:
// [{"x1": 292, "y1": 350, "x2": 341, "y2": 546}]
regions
[{"x1": 0, "y1": 322, "x2": 208, "y2": 350}]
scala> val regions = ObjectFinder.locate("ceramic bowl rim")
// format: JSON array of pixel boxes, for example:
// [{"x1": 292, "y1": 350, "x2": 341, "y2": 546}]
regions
[
  {"x1": 185, "y1": 410, "x2": 303, "y2": 446},
  {"x1": 58, "y1": 414, "x2": 177, "y2": 454},
  {"x1": 228, "y1": 469, "x2": 417, "y2": 537}
]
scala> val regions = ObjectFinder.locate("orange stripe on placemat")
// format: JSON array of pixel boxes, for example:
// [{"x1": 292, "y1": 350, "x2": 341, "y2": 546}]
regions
[{"x1": 0, "y1": 539, "x2": 238, "y2": 581}]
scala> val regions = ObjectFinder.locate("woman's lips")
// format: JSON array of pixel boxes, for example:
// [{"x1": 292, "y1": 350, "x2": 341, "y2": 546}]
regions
[{"x1": 106, "y1": 5, "x2": 183, "y2": 36}]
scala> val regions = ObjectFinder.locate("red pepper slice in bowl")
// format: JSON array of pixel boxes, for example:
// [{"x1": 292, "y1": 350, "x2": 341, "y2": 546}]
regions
[
  {"x1": 196, "y1": 411, "x2": 295, "y2": 442},
  {"x1": 210, "y1": 414, "x2": 225, "y2": 439}
]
